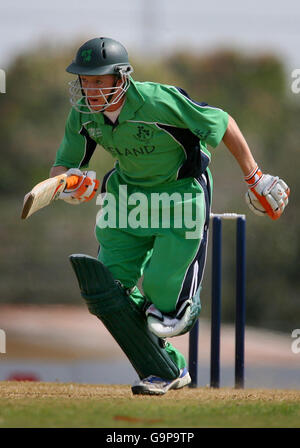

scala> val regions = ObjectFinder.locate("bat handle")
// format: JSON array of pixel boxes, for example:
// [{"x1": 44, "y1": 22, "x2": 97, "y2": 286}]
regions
[{"x1": 66, "y1": 175, "x2": 80, "y2": 189}]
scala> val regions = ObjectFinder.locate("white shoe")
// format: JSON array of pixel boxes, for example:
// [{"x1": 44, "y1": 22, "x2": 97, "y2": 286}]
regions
[{"x1": 131, "y1": 368, "x2": 191, "y2": 395}]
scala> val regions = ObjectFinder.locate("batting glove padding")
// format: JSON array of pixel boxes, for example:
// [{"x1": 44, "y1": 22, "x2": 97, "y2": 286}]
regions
[
  {"x1": 245, "y1": 165, "x2": 290, "y2": 220},
  {"x1": 59, "y1": 168, "x2": 99, "y2": 205}
]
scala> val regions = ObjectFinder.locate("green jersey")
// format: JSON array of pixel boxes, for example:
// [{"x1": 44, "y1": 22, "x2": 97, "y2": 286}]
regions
[{"x1": 54, "y1": 78, "x2": 228, "y2": 187}]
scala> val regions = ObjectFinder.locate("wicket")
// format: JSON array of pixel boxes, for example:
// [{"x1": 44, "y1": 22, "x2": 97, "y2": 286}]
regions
[{"x1": 188, "y1": 213, "x2": 246, "y2": 389}]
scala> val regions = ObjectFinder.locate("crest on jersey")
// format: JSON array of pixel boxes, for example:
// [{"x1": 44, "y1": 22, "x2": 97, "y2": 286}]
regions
[
  {"x1": 134, "y1": 125, "x2": 153, "y2": 142},
  {"x1": 89, "y1": 127, "x2": 103, "y2": 139}
]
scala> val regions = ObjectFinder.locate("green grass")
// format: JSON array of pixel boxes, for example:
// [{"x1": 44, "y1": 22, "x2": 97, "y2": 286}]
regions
[
  {"x1": 1, "y1": 398, "x2": 299, "y2": 428},
  {"x1": 0, "y1": 382, "x2": 300, "y2": 428}
]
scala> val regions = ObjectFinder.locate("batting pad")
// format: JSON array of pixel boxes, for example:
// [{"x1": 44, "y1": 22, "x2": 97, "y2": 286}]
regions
[{"x1": 69, "y1": 254, "x2": 180, "y2": 380}]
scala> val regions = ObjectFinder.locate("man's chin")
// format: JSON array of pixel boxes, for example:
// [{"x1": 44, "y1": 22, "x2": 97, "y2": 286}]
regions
[{"x1": 88, "y1": 103, "x2": 105, "y2": 112}]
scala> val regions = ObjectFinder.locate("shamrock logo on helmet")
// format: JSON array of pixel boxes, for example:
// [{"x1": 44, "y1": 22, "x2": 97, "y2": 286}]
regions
[{"x1": 81, "y1": 49, "x2": 93, "y2": 62}]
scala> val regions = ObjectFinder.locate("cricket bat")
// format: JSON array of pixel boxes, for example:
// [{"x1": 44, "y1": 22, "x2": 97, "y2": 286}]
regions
[{"x1": 21, "y1": 173, "x2": 79, "y2": 219}]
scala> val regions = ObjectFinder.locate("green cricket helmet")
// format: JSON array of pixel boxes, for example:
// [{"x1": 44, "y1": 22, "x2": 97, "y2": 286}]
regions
[{"x1": 66, "y1": 37, "x2": 133, "y2": 114}]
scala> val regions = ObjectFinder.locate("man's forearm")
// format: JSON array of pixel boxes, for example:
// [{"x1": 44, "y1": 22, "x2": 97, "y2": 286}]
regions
[
  {"x1": 222, "y1": 115, "x2": 257, "y2": 176},
  {"x1": 50, "y1": 165, "x2": 68, "y2": 178}
]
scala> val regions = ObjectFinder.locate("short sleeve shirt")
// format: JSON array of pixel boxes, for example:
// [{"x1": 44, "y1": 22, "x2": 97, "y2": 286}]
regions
[{"x1": 54, "y1": 78, "x2": 228, "y2": 187}]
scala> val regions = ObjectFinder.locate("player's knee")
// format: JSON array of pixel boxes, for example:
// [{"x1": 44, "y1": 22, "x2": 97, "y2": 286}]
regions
[{"x1": 142, "y1": 275, "x2": 175, "y2": 314}]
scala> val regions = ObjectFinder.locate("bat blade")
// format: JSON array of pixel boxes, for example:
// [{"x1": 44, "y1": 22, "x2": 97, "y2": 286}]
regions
[
  {"x1": 21, "y1": 193, "x2": 35, "y2": 220},
  {"x1": 21, "y1": 174, "x2": 68, "y2": 219}
]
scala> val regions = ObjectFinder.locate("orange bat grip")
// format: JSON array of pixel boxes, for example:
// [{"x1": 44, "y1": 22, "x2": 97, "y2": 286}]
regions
[{"x1": 66, "y1": 175, "x2": 80, "y2": 189}]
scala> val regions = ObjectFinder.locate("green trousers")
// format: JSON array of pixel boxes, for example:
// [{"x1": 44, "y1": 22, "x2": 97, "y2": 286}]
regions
[{"x1": 95, "y1": 169, "x2": 211, "y2": 370}]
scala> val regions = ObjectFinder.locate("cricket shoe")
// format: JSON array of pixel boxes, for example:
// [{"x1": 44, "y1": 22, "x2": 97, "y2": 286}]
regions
[{"x1": 131, "y1": 367, "x2": 191, "y2": 395}]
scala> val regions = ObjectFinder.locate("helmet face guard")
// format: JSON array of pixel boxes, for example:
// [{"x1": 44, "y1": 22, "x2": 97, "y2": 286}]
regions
[
  {"x1": 68, "y1": 66, "x2": 133, "y2": 114},
  {"x1": 66, "y1": 37, "x2": 133, "y2": 114}
]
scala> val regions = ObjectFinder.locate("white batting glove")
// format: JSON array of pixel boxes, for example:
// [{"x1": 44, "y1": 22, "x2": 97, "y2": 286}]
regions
[
  {"x1": 245, "y1": 165, "x2": 290, "y2": 220},
  {"x1": 59, "y1": 168, "x2": 99, "y2": 205}
]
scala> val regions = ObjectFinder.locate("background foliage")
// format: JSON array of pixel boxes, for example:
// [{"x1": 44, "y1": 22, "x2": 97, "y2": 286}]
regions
[{"x1": 0, "y1": 43, "x2": 299, "y2": 332}]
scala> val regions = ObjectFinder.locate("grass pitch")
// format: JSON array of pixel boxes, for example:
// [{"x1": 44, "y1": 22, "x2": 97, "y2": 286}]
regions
[{"x1": 0, "y1": 381, "x2": 299, "y2": 428}]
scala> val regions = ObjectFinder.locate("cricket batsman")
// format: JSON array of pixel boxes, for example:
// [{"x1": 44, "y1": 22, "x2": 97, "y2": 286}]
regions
[{"x1": 50, "y1": 37, "x2": 290, "y2": 395}]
